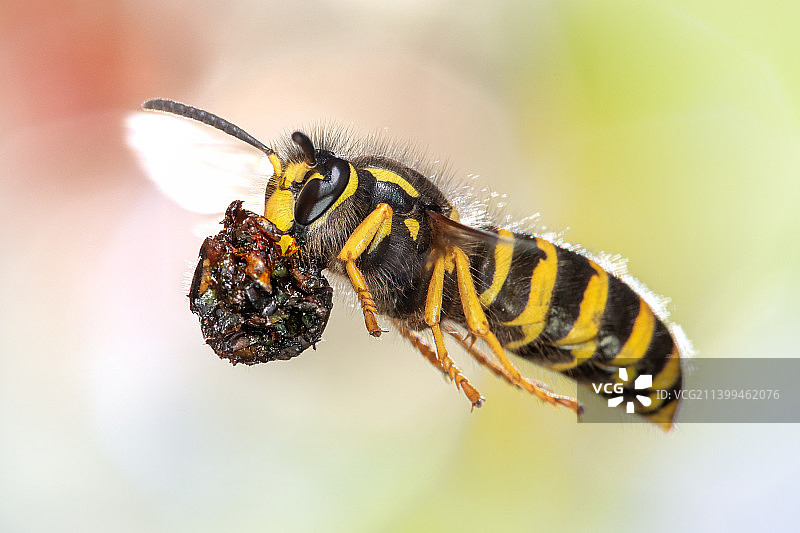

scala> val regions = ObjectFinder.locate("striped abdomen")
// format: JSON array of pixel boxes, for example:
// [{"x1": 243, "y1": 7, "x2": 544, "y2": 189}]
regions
[{"x1": 469, "y1": 229, "x2": 683, "y2": 428}]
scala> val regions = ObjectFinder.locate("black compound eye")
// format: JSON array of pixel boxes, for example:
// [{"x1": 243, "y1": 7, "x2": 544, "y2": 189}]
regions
[{"x1": 294, "y1": 158, "x2": 351, "y2": 226}]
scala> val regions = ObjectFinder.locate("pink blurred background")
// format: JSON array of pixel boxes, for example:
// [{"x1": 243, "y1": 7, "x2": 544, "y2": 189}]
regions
[{"x1": 3, "y1": 1, "x2": 800, "y2": 531}]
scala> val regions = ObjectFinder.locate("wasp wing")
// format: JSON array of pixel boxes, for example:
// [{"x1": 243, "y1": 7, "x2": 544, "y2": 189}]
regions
[
  {"x1": 426, "y1": 209, "x2": 524, "y2": 250},
  {"x1": 126, "y1": 110, "x2": 272, "y2": 215}
]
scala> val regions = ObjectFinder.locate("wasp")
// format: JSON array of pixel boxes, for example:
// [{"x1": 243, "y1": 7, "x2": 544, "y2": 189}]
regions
[{"x1": 136, "y1": 99, "x2": 686, "y2": 430}]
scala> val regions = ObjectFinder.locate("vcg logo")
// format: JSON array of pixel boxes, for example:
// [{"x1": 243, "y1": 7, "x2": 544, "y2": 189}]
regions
[{"x1": 592, "y1": 368, "x2": 653, "y2": 413}]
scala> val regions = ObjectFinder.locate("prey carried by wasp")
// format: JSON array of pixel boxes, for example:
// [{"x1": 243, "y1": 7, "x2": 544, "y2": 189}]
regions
[{"x1": 129, "y1": 98, "x2": 688, "y2": 429}]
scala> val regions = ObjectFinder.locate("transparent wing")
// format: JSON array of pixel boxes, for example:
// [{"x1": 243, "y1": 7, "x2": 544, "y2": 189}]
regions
[
  {"x1": 427, "y1": 209, "x2": 520, "y2": 250},
  {"x1": 126, "y1": 111, "x2": 272, "y2": 215}
]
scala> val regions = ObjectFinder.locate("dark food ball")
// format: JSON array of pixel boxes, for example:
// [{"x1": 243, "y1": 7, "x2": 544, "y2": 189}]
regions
[{"x1": 189, "y1": 201, "x2": 333, "y2": 364}]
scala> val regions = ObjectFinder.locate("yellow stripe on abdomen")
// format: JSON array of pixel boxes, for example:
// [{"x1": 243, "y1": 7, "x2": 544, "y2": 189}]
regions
[
  {"x1": 478, "y1": 229, "x2": 514, "y2": 306},
  {"x1": 503, "y1": 238, "x2": 558, "y2": 350},
  {"x1": 608, "y1": 299, "x2": 655, "y2": 365},
  {"x1": 652, "y1": 346, "x2": 681, "y2": 390},
  {"x1": 546, "y1": 261, "x2": 609, "y2": 369},
  {"x1": 554, "y1": 261, "x2": 609, "y2": 346}
]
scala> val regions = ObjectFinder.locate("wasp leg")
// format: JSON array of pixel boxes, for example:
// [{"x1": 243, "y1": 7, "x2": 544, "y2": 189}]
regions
[
  {"x1": 446, "y1": 330, "x2": 517, "y2": 383},
  {"x1": 336, "y1": 203, "x2": 392, "y2": 337},
  {"x1": 418, "y1": 253, "x2": 485, "y2": 409},
  {"x1": 449, "y1": 246, "x2": 583, "y2": 416},
  {"x1": 446, "y1": 330, "x2": 564, "y2": 402},
  {"x1": 392, "y1": 320, "x2": 484, "y2": 409}
]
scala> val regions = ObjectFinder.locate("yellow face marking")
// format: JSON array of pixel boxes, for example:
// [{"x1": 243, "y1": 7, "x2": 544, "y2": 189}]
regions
[
  {"x1": 264, "y1": 161, "x2": 311, "y2": 233},
  {"x1": 608, "y1": 299, "x2": 655, "y2": 365},
  {"x1": 554, "y1": 261, "x2": 609, "y2": 346},
  {"x1": 283, "y1": 162, "x2": 309, "y2": 187},
  {"x1": 479, "y1": 229, "x2": 515, "y2": 306},
  {"x1": 367, "y1": 209, "x2": 393, "y2": 254},
  {"x1": 503, "y1": 238, "x2": 558, "y2": 329},
  {"x1": 366, "y1": 168, "x2": 419, "y2": 197},
  {"x1": 404, "y1": 218, "x2": 420, "y2": 240},
  {"x1": 267, "y1": 153, "x2": 283, "y2": 178},
  {"x1": 310, "y1": 163, "x2": 359, "y2": 229},
  {"x1": 265, "y1": 189, "x2": 295, "y2": 233},
  {"x1": 651, "y1": 347, "x2": 681, "y2": 390}
]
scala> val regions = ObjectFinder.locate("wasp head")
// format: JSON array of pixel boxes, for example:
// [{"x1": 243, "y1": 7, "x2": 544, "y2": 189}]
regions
[{"x1": 264, "y1": 131, "x2": 353, "y2": 235}]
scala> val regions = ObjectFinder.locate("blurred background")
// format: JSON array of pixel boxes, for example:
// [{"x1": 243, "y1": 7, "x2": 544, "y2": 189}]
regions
[{"x1": 2, "y1": 0, "x2": 799, "y2": 531}]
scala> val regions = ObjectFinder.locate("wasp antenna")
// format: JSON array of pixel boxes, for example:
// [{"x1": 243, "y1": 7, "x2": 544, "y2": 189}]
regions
[
  {"x1": 291, "y1": 131, "x2": 317, "y2": 167},
  {"x1": 142, "y1": 98, "x2": 275, "y2": 156}
]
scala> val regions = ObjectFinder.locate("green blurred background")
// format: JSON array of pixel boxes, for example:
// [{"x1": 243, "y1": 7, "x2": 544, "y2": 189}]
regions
[{"x1": 2, "y1": 0, "x2": 798, "y2": 531}]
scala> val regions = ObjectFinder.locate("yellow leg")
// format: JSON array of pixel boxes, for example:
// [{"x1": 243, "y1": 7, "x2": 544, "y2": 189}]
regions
[
  {"x1": 418, "y1": 253, "x2": 484, "y2": 409},
  {"x1": 337, "y1": 204, "x2": 392, "y2": 337},
  {"x1": 446, "y1": 330, "x2": 517, "y2": 383},
  {"x1": 392, "y1": 320, "x2": 484, "y2": 409},
  {"x1": 424, "y1": 252, "x2": 449, "y2": 373},
  {"x1": 450, "y1": 246, "x2": 583, "y2": 416},
  {"x1": 447, "y1": 329, "x2": 571, "y2": 408},
  {"x1": 344, "y1": 261, "x2": 384, "y2": 336}
]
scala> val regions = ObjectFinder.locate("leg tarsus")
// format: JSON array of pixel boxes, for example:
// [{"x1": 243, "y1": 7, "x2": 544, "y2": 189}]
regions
[
  {"x1": 393, "y1": 320, "x2": 485, "y2": 409},
  {"x1": 344, "y1": 260, "x2": 386, "y2": 337}
]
